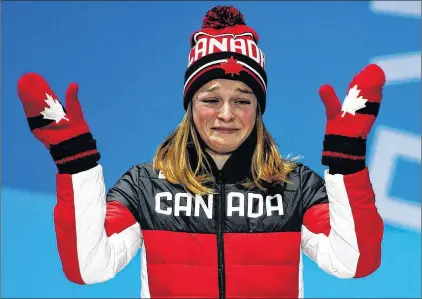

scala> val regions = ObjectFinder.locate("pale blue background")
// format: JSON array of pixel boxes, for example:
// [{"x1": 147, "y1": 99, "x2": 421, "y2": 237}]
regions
[{"x1": 1, "y1": 1, "x2": 420, "y2": 298}]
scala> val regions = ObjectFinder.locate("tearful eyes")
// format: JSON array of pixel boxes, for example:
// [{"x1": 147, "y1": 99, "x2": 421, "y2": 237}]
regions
[
  {"x1": 202, "y1": 98, "x2": 219, "y2": 104},
  {"x1": 236, "y1": 100, "x2": 251, "y2": 105},
  {"x1": 201, "y1": 98, "x2": 251, "y2": 105}
]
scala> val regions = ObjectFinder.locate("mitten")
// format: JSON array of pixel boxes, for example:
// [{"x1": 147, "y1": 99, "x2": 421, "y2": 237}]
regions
[
  {"x1": 17, "y1": 72, "x2": 100, "y2": 174},
  {"x1": 318, "y1": 64, "x2": 386, "y2": 175}
]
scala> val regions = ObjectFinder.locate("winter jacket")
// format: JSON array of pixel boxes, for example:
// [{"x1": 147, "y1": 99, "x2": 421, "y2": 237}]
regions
[{"x1": 53, "y1": 134, "x2": 384, "y2": 298}]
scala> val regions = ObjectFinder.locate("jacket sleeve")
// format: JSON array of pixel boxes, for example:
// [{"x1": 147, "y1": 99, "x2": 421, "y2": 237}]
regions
[
  {"x1": 53, "y1": 164, "x2": 143, "y2": 285},
  {"x1": 300, "y1": 165, "x2": 384, "y2": 279}
]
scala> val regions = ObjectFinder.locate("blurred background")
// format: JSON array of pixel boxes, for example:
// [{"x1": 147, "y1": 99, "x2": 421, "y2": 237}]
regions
[{"x1": 1, "y1": 1, "x2": 420, "y2": 298}]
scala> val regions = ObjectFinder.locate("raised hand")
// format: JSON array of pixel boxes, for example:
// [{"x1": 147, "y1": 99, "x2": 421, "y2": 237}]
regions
[
  {"x1": 17, "y1": 72, "x2": 100, "y2": 173},
  {"x1": 318, "y1": 64, "x2": 386, "y2": 174}
]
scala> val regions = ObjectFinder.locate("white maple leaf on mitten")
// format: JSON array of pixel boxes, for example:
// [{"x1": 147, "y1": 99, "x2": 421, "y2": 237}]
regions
[
  {"x1": 40, "y1": 93, "x2": 69, "y2": 123},
  {"x1": 341, "y1": 85, "x2": 368, "y2": 117}
]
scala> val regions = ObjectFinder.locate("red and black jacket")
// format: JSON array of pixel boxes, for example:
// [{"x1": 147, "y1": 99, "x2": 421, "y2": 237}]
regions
[{"x1": 53, "y1": 133, "x2": 384, "y2": 298}]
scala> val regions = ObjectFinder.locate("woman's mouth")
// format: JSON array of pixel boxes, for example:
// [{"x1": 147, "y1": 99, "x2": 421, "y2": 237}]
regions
[{"x1": 212, "y1": 127, "x2": 239, "y2": 134}]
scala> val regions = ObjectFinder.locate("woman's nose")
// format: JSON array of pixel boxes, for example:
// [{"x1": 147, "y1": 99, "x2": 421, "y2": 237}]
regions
[{"x1": 217, "y1": 102, "x2": 235, "y2": 121}]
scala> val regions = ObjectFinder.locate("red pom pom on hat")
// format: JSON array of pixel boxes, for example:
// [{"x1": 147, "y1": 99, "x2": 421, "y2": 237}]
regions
[
  {"x1": 202, "y1": 5, "x2": 246, "y2": 29},
  {"x1": 184, "y1": 5, "x2": 268, "y2": 114}
]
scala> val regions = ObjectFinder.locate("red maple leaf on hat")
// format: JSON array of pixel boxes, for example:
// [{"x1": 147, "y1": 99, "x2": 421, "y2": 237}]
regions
[{"x1": 220, "y1": 56, "x2": 244, "y2": 77}]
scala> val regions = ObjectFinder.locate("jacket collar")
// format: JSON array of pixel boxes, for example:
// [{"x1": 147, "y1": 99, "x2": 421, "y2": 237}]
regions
[{"x1": 188, "y1": 126, "x2": 257, "y2": 184}]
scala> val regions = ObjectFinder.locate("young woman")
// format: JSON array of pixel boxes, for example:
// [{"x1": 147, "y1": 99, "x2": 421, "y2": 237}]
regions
[{"x1": 17, "y1": 5, "x2": 384, "y2": 299}]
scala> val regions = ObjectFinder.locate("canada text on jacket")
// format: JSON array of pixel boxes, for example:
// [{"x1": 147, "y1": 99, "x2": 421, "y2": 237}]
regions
[{"x1": 155, "y1": 191, "x2": 284, "y2": 219}]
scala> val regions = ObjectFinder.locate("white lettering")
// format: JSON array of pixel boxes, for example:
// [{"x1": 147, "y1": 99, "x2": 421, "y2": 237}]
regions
[
  {"x1": 247, "y1": 40, "x2": 260, "y2": 65},
  {"x1": 209, "y1": 38, "x2": 228, "y2": 54},
  {"x1": 154, "y1": 191, "x2": 284, "y2": 219},
  {"x1": 260, "y1": 51, "x2": 266, "y2": 69},
  {"x1": 230, "y1": 38, "x2": 247, "y2": 56},
  {"x1": 155, "y1": 192, "x2": 172, "y2": 215},
  {"x1": 188, "y1": 54, "x2": 194, "y2": 68},
  {"x1": 266, "y1": 194, "x2": 284, "y2": 216},
  {"x1": 194, "y1": 194, "x2": 213, "y2": 219},
  {"x1": 174, "y1": 193, "x2": 193, "y2": 216},
  {"x1": 188, "y1": 36, "x2": 265, "y2": 68},
  {"x1": 247, "y1": 193, "x2": 264, "y2": 218},
  {"x1": 194, "y1": 38, "x2": 207, "y2": 63},
  {"x1": 227, "y1": 192, "x2": 245, "y2": 217}
]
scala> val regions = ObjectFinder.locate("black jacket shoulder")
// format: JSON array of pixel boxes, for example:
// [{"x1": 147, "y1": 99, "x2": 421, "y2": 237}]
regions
[
  {"x1": 287, "y1": 162, "x2": 328, "y2": 211},
  {"x1": 105, "y1": 162, "x2": 156, "y2": 220}
]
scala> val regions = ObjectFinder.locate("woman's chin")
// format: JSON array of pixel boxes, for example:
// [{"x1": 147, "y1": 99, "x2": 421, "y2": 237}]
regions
[{"x1": 207, "y1": 141, "x2": 239, "y2": 155}]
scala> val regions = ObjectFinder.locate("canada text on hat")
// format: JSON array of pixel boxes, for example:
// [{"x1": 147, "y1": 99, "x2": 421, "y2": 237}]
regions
[
  {"x1": 188, "y1": 29, "x2": 266, "y2": 69},
  {"x1": 183, "y1": 6, "x2": 268, "y2": 113}
]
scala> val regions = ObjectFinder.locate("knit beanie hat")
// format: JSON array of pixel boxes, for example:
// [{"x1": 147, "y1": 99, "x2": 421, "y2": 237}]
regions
[{"x1": 183, "y1": 6, "x2": 268, "y2": 113}]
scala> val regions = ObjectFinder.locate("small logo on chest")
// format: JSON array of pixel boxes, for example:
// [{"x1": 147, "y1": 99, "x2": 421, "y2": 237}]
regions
[{"x1": 155, "y1": 191, "x2": 284, "y2": 219}]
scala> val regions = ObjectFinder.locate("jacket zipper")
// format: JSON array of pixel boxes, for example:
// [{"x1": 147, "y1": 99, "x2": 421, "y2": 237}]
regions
[{"x1": 216, "y1": 170, "x2": 226, "y2": 299}]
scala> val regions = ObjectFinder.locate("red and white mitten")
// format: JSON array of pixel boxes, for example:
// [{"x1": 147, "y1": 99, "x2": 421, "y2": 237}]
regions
[
  {"x1": 17, "y1": 72, "x2": 100, "y2": 174},
  {"x1": 318, "y1": 64, "x2": 386, "y2": 174}
]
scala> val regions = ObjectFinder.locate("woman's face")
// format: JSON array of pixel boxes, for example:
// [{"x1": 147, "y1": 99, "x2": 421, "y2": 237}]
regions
[{"x1": 192, "y1": 79, "x2": 258, "y2": 155}]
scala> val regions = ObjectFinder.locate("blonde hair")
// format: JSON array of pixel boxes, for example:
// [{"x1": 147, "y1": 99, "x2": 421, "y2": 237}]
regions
[{"x1": 152, "y1": 104, "x2": 297, "y2": 195}]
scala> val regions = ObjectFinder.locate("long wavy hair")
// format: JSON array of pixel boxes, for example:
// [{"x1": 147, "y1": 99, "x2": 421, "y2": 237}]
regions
[{"x1": 152, "y1": 103, "x2": 297, "y2": 195}]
